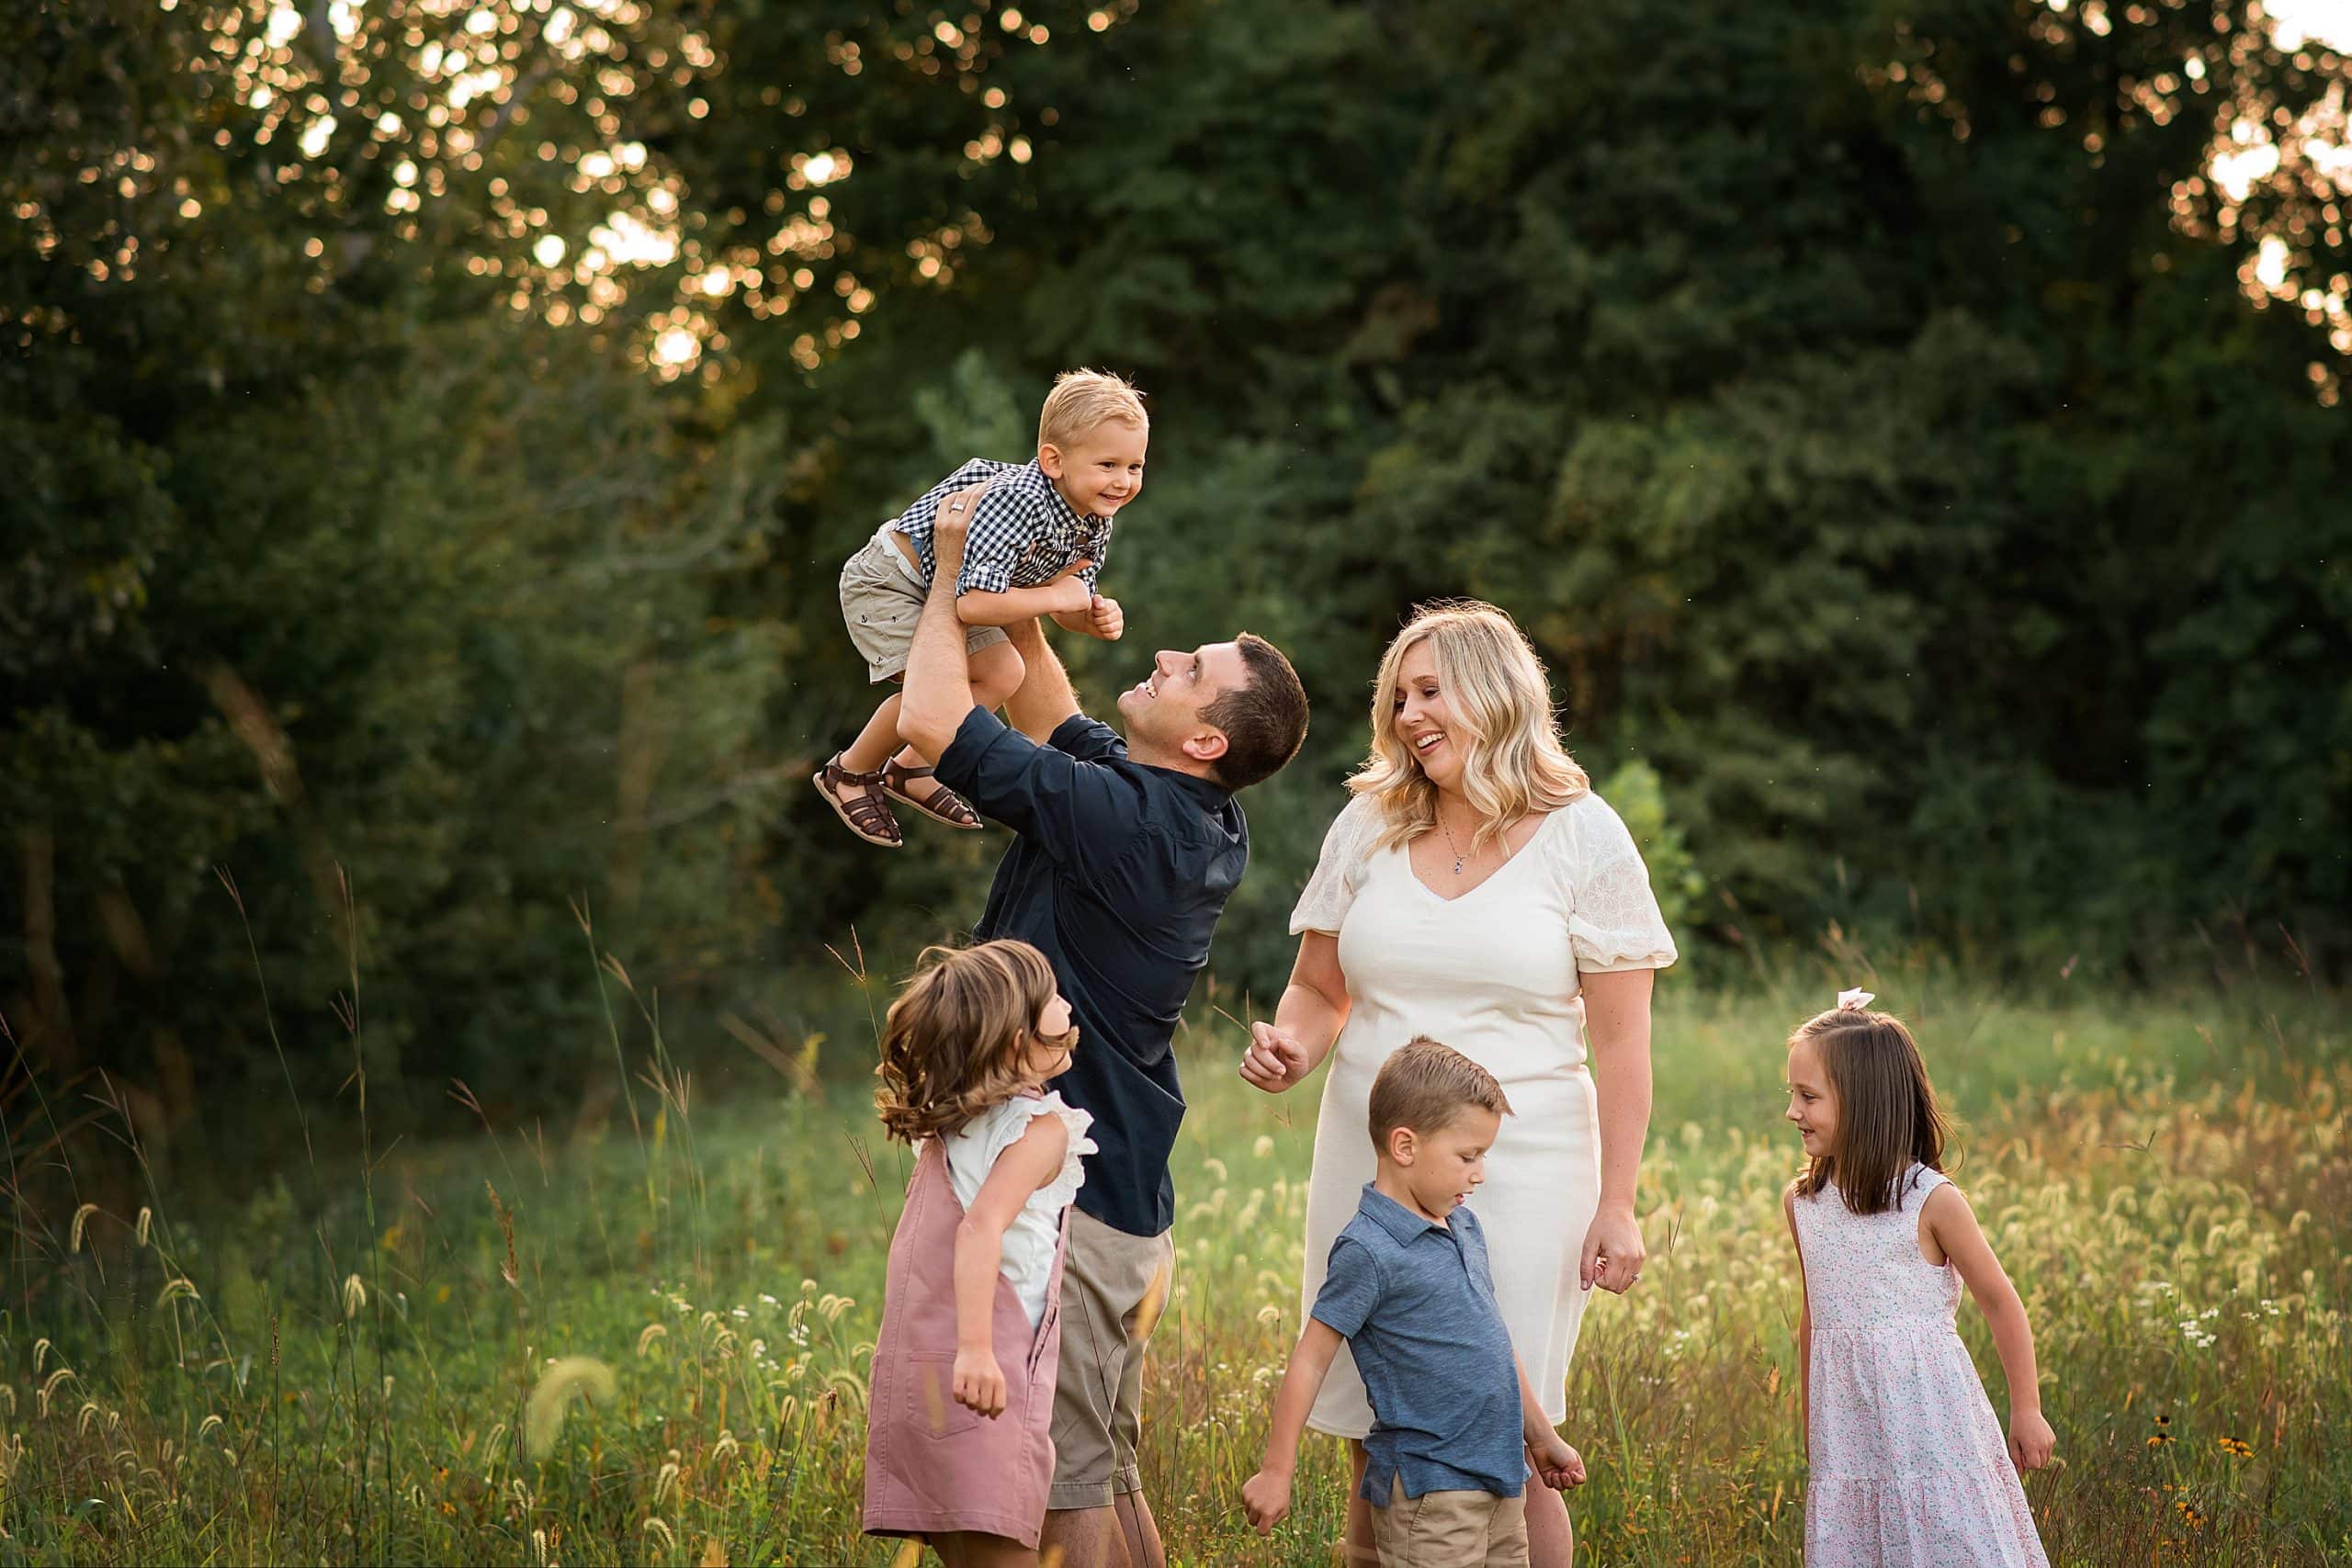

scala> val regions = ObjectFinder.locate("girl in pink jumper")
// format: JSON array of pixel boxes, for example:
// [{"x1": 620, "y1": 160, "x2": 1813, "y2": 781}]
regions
[
  {"x1": 1782, "y1": 991, "x2": 2056, "y2": 1567},
  {"x1": 864, "y1": 941, "x2": 1096, "y2": 1567}
]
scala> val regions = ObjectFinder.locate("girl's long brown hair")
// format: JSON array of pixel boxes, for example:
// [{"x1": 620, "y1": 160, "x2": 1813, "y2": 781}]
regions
[
  {"x1": 1792, "y1": 1006, "x2": 1951, "y2": 1216},
  {"x1": 874, "y1": 940, "x2": 1065, "y2": 1144}
]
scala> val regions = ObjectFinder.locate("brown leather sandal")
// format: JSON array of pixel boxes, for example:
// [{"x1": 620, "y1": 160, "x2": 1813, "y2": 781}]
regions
[
  {"x1": 813, "y1": 755, "x2": 903, "y2": 847},
  {"x1": 881, "y1": 758, "x2": 981, "y2": 830}
]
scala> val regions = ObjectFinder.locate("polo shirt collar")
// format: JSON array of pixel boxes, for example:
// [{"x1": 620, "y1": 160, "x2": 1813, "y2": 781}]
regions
[{"x1": 1357, "y1": 1181, "x2": 1450, "y2": 1245}]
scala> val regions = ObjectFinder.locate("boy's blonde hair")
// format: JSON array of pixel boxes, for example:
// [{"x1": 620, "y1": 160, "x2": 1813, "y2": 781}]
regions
[
  {"x1": 874, "y1": 940, "x2": 1067, "y2": 1144},
  {"x1": 1039, "y1": 367, "x2": 1148, "y2": 452},
  {"x1": 1367, "y1": 1037, "x2": 1513, "y2": 1153},
  {"x1": 1351, "y1": 600, "x2": 1589, "y2": 856}
]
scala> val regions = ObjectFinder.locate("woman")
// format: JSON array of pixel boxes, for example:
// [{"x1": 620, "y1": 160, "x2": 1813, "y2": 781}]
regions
[{"x1": 1240, "y1": 600, "x2": 1676, "y2": 1567}]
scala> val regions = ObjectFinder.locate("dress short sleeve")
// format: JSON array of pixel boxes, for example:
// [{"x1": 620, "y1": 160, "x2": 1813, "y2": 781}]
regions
[
  {"x1": 1289, "y1": 794, "x2": 1382, "y2": 936},
  {"x1": 1557, "y1": 792, "x2": 1679, "y2": 974}
]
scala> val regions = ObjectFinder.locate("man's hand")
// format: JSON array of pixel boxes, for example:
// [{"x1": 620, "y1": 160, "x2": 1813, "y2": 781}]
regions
[
  {"x1": 951, "y1": 1346, "x2": 1007, "y2": 1419},
  {"x1": 1241, "y1": 1466, "x2": 1294, "y2": 1534},
  {"x1": 1531, "y1": 1432, "x2": 1588, "y2": 1490},
  {"x1": 2008, "y1": 1407, "x2": 2055, "y2": 1472},
  {"x1": 933, "y1": 481, "x2": 989, "y2": 547},
  {"x1": 1239, "y1": 1021, "x2": 1312, "y2": 1094},
  {"x1": 1086, "y1": 593, "x2": 1125, "y2": 640}
]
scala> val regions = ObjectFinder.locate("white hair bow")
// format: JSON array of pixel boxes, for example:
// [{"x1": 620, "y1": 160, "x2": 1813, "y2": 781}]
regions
[{"x1": 1837, "y1": 987, "x2": 1875, "y2": 1012}]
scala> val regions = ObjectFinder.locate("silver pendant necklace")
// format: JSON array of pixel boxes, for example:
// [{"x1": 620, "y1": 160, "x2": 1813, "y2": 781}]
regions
[{"x1": 1440, "y1": 811, "x2": 1468, "y2": 875}]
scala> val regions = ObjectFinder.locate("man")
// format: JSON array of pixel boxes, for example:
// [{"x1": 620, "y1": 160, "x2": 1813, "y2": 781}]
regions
[{"x1": 899, "y1": 483, "x2": 1310, "y2": 1568}]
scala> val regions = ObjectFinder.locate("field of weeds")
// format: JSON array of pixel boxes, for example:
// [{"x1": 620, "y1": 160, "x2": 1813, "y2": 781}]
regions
[{"x1": 3, "y1": 976, "x2": 2345, "y2": 1565}]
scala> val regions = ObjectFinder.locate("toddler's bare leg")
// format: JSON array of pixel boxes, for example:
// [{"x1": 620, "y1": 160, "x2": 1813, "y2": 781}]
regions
[
  {"x1": 839, "y1": 691, "x2": 905, "y2": 775},
  {"x1": 889, "y1": 640, "x2": 1025, "y2": 807}
]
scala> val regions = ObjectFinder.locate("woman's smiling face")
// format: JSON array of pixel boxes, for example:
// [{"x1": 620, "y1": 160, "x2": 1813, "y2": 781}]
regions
[{"x1": 1392, "y1": 640, "x2": 1466, "y2": 790}]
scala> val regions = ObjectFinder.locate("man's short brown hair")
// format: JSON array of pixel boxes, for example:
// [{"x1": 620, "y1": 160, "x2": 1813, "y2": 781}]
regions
[
  {"x1": 1203, "y1": 633, "x2": 1308, "y2": 791},
  {"x1": 1367, "y1": 1037, "x2": 1512, "y2": 1152}
]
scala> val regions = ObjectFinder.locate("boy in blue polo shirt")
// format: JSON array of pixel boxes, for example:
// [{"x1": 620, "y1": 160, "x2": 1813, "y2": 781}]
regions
[{"x1": 1243, "y1": 1039, "x2": 1586, "y2": 1566}]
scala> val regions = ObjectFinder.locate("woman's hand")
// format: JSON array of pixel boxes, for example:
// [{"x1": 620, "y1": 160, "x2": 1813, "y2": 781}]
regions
[
  {"x1": 1577, "y1": 1202, "x2": 1645, "y2": 1294},
  {"x1": 1239, "y1": 1021, "x2": 1312, "y2": 1093},
  {"x1": 952, "y1": 1345, "x2": 1007, "y2": 1418},
  {"x1": 1530, "y1": 1432, "x2": 1588, "y2": 1490}
]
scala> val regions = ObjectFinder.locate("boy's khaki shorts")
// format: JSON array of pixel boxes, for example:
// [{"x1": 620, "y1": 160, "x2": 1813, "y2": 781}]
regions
[
  {"x1": 1047, "y1": 1209, "x2": 1175, "y2": 1510},
  {"x1": 839, "y1": 528, "x2": 1008, "y2": 683},
  {"x1": 1370, "y1": 1475, "x2": 1528, "y2": 1568}
]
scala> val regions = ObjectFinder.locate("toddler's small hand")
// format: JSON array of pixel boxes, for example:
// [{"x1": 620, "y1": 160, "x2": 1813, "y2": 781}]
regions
[
  {"x1": 1089, "y1": 594, "x2": 1125, "y2": 640},
  {"x1": 1239, "y1": 1021, "x2": 1310, "y2": 1093},
  {"x1": 1532, "y1": 1433, "x2": 1588, "y2": 1490},
  {"x1": 1240, "y1": 1468, "x2": 1292, "y2": 1534},
  {"x1": 2008, "y1": 1408, "x2": 2055, "y2": 1472},
  {"x1": 951, "y1": 1347, "x2": 1006, "y2": 1419}
]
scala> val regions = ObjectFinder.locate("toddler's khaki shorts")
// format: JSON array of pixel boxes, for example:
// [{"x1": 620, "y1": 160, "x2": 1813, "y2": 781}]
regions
[{"x1": 840, "y1": 528, "x2": 1008, "y2": 682}]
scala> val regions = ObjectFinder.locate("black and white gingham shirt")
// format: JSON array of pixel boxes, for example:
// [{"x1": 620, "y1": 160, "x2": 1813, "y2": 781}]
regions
[{"x1": 890, "y1": 457, "x2": 1114, "y2": 598}]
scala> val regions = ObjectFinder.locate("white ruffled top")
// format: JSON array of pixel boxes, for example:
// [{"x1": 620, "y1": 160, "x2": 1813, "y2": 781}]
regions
[{"x1": 941, "y1": 1089, "x2": 1096, "y2": 1327}]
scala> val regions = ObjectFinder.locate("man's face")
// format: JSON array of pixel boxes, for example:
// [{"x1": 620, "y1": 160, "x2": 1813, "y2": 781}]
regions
[
  {"x1": 1116, "y1": 641, "x2": 1248, "y2": 769},
  {"x1": 1041, "y1": 421, "x2": 1148, "y2": 520}
]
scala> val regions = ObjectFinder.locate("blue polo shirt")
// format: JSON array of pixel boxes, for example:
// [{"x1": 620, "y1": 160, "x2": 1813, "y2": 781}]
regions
[
  {"x1": 934, "y1": 705, "x2": 1247, "y2": 1238},
  {"x1": 1310, "y1": 1185, "x2": 1526, "y2": 1503}
]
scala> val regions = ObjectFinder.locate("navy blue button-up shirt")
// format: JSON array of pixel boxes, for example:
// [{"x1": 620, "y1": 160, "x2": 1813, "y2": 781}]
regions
[
  {"x1": 935, "y1": 705, "x2": 1246, "y2": 1237},
  {"x1": 1311, "y1": 1185, "x2": 1525, "y2": 1502}
]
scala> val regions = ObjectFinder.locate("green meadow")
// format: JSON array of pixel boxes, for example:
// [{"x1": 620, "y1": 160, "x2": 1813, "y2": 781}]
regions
[{"x1": 5, "y1": 957, "x2": 2345, "y2": 1566}]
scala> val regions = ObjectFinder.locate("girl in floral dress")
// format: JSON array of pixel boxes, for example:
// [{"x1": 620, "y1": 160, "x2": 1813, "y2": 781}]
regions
[{"x1": 1781, "y1": 991, "x2": 2056, "y2": 1567}]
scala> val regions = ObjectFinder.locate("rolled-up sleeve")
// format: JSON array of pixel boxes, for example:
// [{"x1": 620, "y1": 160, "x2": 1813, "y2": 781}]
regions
[
  {"x1": 935, "y1": 706, "x2": 1136, "y2": 865},
  {"x1": 951, "y1": 483, "x2": 1038, "y2": 597}
]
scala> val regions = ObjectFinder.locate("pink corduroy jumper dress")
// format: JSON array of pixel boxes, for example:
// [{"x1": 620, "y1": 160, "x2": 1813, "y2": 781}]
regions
[{"x1": 863, "y1": 1137, "x2": 1069, "y2": 1549}]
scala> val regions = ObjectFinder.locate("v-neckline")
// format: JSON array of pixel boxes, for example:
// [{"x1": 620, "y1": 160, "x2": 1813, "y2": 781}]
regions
[{"x1": 1401, "y1": 809, "x2": 1561, "y2": 905}]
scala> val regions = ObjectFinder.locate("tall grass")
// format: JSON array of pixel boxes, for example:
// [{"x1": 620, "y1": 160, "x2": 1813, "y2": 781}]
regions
[{"x1": 0, "y1": 936, "x2": 2343, "y2": 1564}]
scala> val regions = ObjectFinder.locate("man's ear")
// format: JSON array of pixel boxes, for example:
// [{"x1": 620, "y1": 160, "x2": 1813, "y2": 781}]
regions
[
  {"x1": 1037, "y1": 442, "x2": 1065, "y2": 479},
  {"x1": 1181, "y1": 728, "x2": 1230, "y2": 767}
]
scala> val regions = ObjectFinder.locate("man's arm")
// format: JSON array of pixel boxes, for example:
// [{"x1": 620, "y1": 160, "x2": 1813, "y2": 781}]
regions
[
  {"x1": 1001, "y1": 615, "x2": 1082, "y2": 743},
  {"x1": 899, "y1": 486, "x2": 987, "y2": 761}
]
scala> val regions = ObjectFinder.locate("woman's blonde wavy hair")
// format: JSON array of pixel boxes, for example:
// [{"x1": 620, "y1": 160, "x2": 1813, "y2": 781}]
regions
[
  {"x1": 874, "y1": 940, "x2": 1070, "y2": 1144},
  {"x1": 1350, "y1": 599, "x2": 1589, "y2": 852}
]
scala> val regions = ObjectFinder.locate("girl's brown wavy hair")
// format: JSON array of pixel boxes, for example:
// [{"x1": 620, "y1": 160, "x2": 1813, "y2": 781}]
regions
[
  {"x1": 874, "y1": 940, "x2": 1067, "y2": 1144},
  {"x1": 1792, "y1": 1005, "x2": 1952, "y2": 1216}
]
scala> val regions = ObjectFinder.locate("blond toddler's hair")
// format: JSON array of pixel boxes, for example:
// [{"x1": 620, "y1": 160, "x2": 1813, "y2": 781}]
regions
[{"x1": 1039, "y1": 368, "x2": 1148, "y2": 452}]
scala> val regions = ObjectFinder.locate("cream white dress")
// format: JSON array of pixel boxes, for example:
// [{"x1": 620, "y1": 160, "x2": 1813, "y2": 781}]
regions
[{"x1": 1289, "y1": 791, "x2": 1678, "y2": 1433}]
